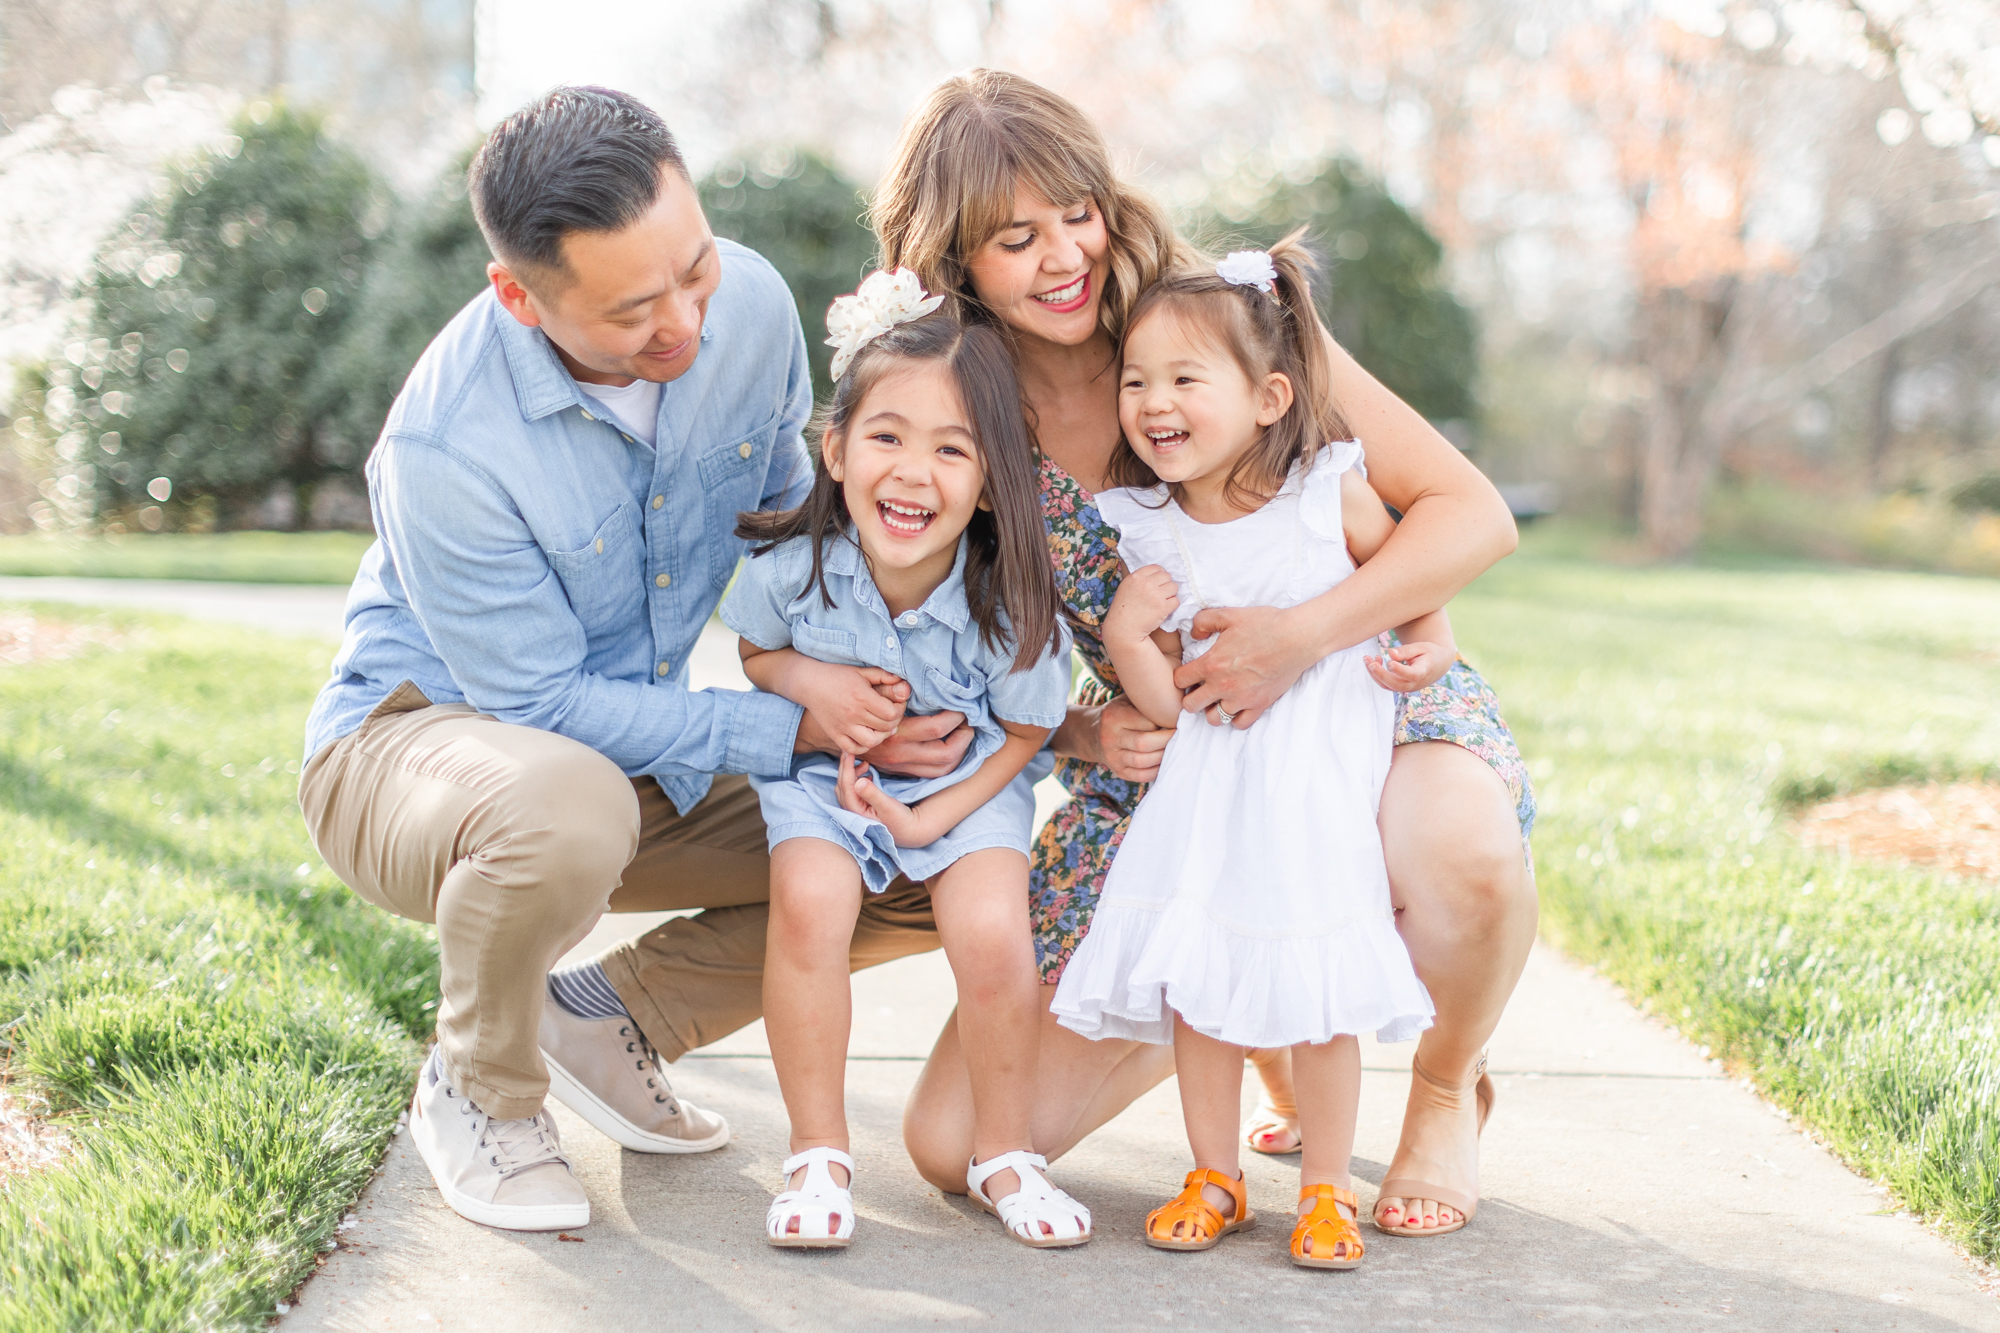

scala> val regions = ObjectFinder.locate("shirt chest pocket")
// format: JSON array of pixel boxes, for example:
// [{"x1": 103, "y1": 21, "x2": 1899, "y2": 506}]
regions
[
  {"x1": 543, "y1": 499, "x2": 645, "y2": 637},
  {"x1": 695, "y1": 411, "x2": 786, "y2": 589},
  {"x1": 921, "y1": 663, "x2": 987, "y2": 713},
  {"x1": 790, "y1": 622, "x2": 861, "y2": 667}
]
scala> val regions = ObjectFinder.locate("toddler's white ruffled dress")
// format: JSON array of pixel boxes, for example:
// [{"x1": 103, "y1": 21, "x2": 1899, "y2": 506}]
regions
[{"x1": 1050, "y1": 442, "x2": 1434, "y2": 1049}]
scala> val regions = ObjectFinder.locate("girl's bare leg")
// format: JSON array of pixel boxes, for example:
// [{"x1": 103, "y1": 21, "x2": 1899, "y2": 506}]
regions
[
  {"x1": 1171, "y1": 1016, "x2": 1248, "y2": 1224},
  {"x1": 928, "y1": 849, "x2": 1040, "y2": 1204},
  {"x1": 764, "y1": 839, "x2": 865, "y2": 1220},
  {"x1": 904, "y1": 990, "x2": 1175, "y2": 1193},
  {"x1": 1375, "y1": 741, "x2": 1539, "y2": 1232},
  {"x1": 1292, "y1": 1036, "x2": 1363, "y2": 1260}
]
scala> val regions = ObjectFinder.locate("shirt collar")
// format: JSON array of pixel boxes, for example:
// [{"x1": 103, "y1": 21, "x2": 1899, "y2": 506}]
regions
[
  {"x1": 493, "y1": 293, "x2": 718, "y2": 424},
  {"x1": 823, "y1": 531, "x2": 971, "y2": 633}
]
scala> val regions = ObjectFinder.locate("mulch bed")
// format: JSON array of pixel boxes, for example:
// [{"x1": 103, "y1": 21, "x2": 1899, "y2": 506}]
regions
[{"x1": 1796, "y1": 782, "x2": 2000, "y2": 884}]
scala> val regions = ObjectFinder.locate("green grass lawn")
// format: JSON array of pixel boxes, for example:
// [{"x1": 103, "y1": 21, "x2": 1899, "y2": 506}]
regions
[
  {"x1": 0, "y1": 532, "x2": 372, "y2": 585},
  {"x1": 0, "y1": 609, "x2": 433, "y2": 1331},
  {"x1": 0, "y1": 535, "x2": 1995, "y2": 1330}
]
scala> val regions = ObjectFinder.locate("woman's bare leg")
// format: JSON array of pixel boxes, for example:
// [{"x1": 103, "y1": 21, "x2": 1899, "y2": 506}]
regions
[
  {"x1": 1374, "y1": 741, "x2": 1538, "y2": 1232},
  {"x1": 904, "y1": 987, "x2": 1175, "y2": 1194}
]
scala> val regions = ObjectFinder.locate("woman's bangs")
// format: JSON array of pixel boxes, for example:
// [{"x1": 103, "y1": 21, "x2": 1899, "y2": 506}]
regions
[{"x1": 951, "y1": 130, "x2": 1102, "y2": 256}]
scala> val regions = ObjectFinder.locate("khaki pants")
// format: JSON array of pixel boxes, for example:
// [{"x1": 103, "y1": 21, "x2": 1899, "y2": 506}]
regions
[{"x1": 298, "y1": 683, "x2": 939, "y2": 1119}]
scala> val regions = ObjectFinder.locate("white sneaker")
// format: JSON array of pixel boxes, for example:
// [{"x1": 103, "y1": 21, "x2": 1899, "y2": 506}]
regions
[{"x1": 407, "y1": 1048, "x2": 590, "y2": 1231}]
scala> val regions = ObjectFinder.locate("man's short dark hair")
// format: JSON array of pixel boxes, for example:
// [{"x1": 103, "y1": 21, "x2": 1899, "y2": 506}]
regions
[{"x1": 469, "y1": 86, "x2": 689, "y2": 284}]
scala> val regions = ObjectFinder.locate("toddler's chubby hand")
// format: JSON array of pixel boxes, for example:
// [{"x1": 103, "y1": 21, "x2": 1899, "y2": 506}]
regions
[
  {"x1": 1105, "y1": 564, "x2": 1179, "y2": 645},
  {"x1": 1364, "y1": 641, "x2": 1453, "y2": 693},
  {"x1": 799, "y1": 661, "x2": 910, "y2": 754}
]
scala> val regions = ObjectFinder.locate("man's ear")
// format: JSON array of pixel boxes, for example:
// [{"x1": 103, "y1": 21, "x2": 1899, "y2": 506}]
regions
[
  {"x1": 822, "y1": 429, "x2": 846, "y2": 482},
  {"x1": 489, "y1": 261, "x2": 544, "y2": 329},
  {"x1": 1255, "y1": 371, "x2": 1295, "y2": 427}
]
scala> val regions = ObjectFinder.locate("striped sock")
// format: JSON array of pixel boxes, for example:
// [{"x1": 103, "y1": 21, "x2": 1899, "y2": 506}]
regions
[{"x1": 546, "y1": 960, "x2": 632, "y2": 1022}]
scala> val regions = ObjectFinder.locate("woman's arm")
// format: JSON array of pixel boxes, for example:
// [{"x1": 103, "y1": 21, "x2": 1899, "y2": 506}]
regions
[
  {"x1": 839, "y1": 722, "x2": 1050, "y2": 847},
  {"x1": 1175, "y1": 336, "x2": 1517, "y2": 722},
  {"x1": 1050, "y1": 697, "x2": 1173, "y2": 781}
]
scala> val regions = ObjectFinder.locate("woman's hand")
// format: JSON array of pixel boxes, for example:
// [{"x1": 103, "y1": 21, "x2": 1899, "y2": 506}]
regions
[
  {"x1": 1172, "y1": 605, "x2": 1319, "y2": 729},
  {"x1": 1096, "y1": 695, "x2": 1172, "y2": 783},
  {"x1": 1365, "y1": 641, "x2": 1453, "y2": 693},
  {"x1": 859, "y1": 711, "x2": 974, "y2": 779}
]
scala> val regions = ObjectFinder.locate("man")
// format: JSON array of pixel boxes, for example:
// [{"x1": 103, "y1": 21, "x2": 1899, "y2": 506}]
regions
[{"x1": 298, "y1": 87, "x2": 969, "y2": 1231}]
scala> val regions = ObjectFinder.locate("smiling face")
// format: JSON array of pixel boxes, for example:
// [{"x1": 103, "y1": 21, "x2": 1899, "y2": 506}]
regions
[
  {"x1": 488, "y1": 167, "x2": 720, "y2": 386},
  {"x1": 962, "y1": 187, "x2": 1110, "y2": 350},
  {"x1": 826, "y1": 358, "x2": 989, "y2": 606},
  {"x1": 1117, "y1": 307, "x2": 1293, "y2": 514}
]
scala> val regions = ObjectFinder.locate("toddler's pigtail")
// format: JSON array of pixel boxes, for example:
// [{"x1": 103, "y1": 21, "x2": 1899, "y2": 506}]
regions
[{"x1": 1262, "y1": 230, "x2": 1349, "y2": 449}]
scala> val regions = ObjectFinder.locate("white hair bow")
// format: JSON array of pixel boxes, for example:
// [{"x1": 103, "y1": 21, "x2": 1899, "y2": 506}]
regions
[
  {"x1": 825, "y1": 268, "x2": 946, "y2": 379},
  {"x1": 1215, "y1": 249, "x2": 1278, "y2": 294}
]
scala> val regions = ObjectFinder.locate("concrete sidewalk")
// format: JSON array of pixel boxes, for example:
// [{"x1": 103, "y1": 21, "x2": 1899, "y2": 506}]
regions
[{"x1": 286, "y1": 943, "x2": 1999, "y2": 1332}]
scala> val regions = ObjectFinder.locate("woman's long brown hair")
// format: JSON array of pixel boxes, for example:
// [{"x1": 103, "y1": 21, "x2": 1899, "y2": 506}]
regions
[
  {"x1": 1106, "y1": 230, "x2": 1351, "y2": 511},
  {"x1": 736, "y1": 315, "x2": 1061, "y2": 675}
]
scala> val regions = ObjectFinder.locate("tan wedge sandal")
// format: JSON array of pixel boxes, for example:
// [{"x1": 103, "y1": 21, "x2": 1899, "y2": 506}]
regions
[{"x1": 1373, "y1": 1052, "x2": 1492, "y2": 1237}]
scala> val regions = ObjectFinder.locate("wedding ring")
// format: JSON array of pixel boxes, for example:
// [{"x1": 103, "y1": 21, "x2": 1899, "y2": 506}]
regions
[{"x1": 1217, "y1": 706, "x2": 1237, "y2": 725}]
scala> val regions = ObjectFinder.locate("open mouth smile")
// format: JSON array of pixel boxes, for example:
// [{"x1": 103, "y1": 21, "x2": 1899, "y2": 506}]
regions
[
  {"x1": 877, "y1": 499, "x2": 937, "y2": 535},
  {"x1": 1144, "y1": 428, "x2": 1190, "y2": 451},
  {"x1": 1030, "y1": 273, "x2": 1090, "y2": 313}
]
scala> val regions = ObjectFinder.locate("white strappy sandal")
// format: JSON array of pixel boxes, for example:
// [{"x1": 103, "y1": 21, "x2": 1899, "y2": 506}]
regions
[
  {"x1": 766, "y1": 1146, "x2": 855, "y2": 1249},
  {"x1": 966, "y1": 1151, "x2": 1092, "y2": 1248}
]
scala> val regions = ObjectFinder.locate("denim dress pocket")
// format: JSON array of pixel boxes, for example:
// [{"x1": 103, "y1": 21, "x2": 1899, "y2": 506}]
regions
[
  {"x1": 543, "y1": 499, "x2": 645, "y2": 640},
  {"x1": 792, "y1": 622, "x2": 860, "y2": 668}
]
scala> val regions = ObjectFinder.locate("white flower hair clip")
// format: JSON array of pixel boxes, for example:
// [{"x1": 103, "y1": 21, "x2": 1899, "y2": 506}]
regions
[
  {"x1": 1215, "y1": 249, "x2": 1278, "y2": 294},
  {"x1": 825, "y1": 267, "x2": 946, "y2": 379}
]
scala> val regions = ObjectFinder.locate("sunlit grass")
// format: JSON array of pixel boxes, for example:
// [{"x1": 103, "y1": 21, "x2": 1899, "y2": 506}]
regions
[
  {"x1": 0, "y1": 532, "x2": 372, "y2": 585},
  {"x1": 0, "y1": 606, "x2": 431, "y2": 1331},
  {"x1": 1461, "y1": 533, "x2": 2000, "y2": 1260}
]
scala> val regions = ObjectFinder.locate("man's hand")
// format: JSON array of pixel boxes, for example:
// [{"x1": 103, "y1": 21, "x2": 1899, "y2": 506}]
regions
[
  {"x1": 1364, "y1": 641, "x2": 1453, "y2": 693},
  {"x1": 835, "y1": 753, "x2": 932, "y2": 847},
  {"x1": 1104, "y1": 564, "x2": 1178, "y2": 648},
  {"x1": 1096, "y1": 695, "x2": 1173, "y2": 783},
  {"x1": 790, "y1": 663, "x2": 909, "y2": 754},
  {"x1": 859, "y1": 710, "x2": 974, "y2": 779},
  {"x1": 1173, "y1": 605, "x2": 1316, "y2": 730}
]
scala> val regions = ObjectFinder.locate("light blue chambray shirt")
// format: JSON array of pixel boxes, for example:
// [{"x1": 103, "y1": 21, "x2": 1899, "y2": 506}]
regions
[{"x1": 302, "y1": 238, "x2": 814, "y2": 814}]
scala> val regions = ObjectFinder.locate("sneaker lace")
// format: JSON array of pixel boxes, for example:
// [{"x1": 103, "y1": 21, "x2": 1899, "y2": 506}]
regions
[
  {"x1": 479, "y1": 1112, "x2": 566, "y2": 1178},
  {"x1": 617, "y1": 1024, "x2": 680, "y2": 1112}
]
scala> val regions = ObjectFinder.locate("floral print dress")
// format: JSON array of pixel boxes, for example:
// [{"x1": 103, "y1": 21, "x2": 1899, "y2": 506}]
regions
[{"x1": 1029, "y1": 455, "x2": 1537, "y2": 986}]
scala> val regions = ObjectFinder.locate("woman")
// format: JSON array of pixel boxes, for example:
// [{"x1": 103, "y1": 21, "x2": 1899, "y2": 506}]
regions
[{"x1": 878, "y1": 71, "x2": 1538, "y2": 1238}]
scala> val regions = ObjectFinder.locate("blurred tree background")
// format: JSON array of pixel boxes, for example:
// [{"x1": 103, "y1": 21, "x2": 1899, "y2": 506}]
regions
[
  {"x1": 1200, "y1": 159, "x2": 1480, "y2": 430},
  {"x1": 700, "y1": 149, "x2": 875, "y2": 392}
]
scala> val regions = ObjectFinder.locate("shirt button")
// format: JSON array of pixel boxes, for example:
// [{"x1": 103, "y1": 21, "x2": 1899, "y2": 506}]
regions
[
  {"x1": 651, "y1": 495, "x2": 664, "y2": 510},
  {"x1": 737, "y1": 441, "x2": 752, "y2": 459},
  {"x1": 621, "y1": 433, "x2": 634, "y2": 443},
  {"x1": 655, "y1": 573, "x2": 670, "y2": 588},
  {"x1": 594, "y1": 538, "x2": 603, "y2": 554},
  {"x1": 656, "y1": 661, "x2": 670, "y2": 677},
  {"x1": 900, "y1": 613, "x2": 919, "y2": 627},
  {"x1": 884, "y1": 633, "x2": 896, "y2": 648},
  {"x1": 580, "y1": 409, "x2": 596, "y2": 421}
]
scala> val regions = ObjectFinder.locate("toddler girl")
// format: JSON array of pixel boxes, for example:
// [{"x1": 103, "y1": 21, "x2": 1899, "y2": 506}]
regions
[
  {"x1": 1049, "y1": 237, "x2": 1451, "y2": 1269},
  {"x1": 723, "y1": 270, "x2": 1091, "y2": 1251}
]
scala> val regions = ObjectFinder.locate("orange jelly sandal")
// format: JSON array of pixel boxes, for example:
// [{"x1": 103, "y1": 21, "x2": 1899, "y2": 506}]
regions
[
  {"x1": 1290, "y1": 1185, "x2": 1365, "y2": 1269},
  {"x1": 1143, "y1": 1168, "x2": 1256, "y2": 1252},
  {"x1": 1374, "y1": 1051, "x2": 1492, "y2": 1238}
]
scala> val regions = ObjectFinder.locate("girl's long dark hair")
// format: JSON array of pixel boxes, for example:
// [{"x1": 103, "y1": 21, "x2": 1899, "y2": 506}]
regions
[
  {"x1": 736, "y1": 314, "x2": 1061, "y2": 674},
  {"x1": 1105, "y1": 229, "x2": 1350, "y2": 510}
]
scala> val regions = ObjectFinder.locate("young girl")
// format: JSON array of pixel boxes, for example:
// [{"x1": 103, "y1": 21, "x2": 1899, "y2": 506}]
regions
[
  {"x1": 1049, "y1": 237, "x2": 1453, "y2": 1270},
  {"x1": 722, "y1": 269, "x2": 1092, "y2": 1252}
]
